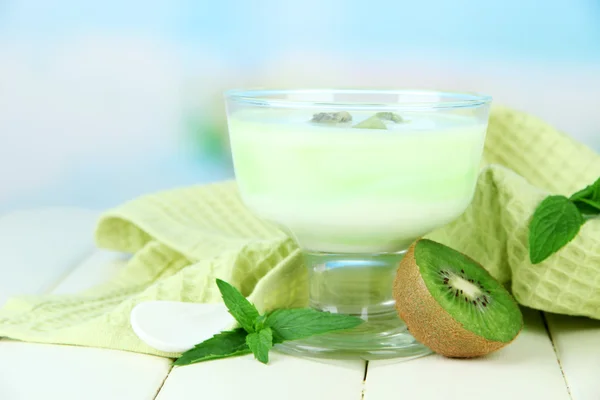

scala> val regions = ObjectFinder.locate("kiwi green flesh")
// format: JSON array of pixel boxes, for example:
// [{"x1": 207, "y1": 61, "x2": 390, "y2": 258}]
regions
[{"x1": 414, "y1": 239, "x2": 523, "y2": 343}]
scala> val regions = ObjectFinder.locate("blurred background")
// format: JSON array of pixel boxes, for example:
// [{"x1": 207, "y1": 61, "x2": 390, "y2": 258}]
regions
[{"x1": 1, "y1": 0, "x2": 599, "y2": 213}]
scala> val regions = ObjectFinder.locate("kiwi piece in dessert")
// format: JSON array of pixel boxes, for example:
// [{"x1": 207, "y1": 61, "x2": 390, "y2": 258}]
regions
[
  {"x1": 393, "y1": 239, "x2": 523, "y2": 358},
  {"x1": 311, "y1": 111, "x2": 352, "y2": 123},
  {"x1": 375, "y1": 112, "x2": 404, "y2": 123}
]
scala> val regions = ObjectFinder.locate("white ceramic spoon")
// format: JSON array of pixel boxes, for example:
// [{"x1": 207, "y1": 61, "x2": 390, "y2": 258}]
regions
[{"x1": 130, "y1": 301, "x2": 236, "y2": 353}]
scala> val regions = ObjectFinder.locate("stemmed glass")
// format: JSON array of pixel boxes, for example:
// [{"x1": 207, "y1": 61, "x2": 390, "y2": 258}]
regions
[{"x1": 225, "y1": 89, "x2": 491, "y2": 359}]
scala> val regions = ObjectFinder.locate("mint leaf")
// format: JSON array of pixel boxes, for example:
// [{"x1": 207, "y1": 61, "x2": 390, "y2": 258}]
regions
[
  {"x1": 253, "y1": 314, "x2": 267, "y2": 332},
  {"x1": 216, "y1": 279, "x2": 260, "y2": 333},
  {"x1": 265, "y1": 308, "x2": 364, "y2": 342},
  {"x1": 570, "y1": 177, "x2": 600, "y2": 215},
  {"x1": 173, "y1": 328, "x2": 250, "y2": 366},
  {"x1": 529, "y1": 195, "x2": 583, "y2": 264},
  {"x1": 246, "y1": 327, "x2": 273, "y2": 364},
  {"x1": 569, "y1": 177, "x2": 600, "y2": 201},
  {"x1": 573, "y1": 198, "x2": 600, "y2": 215}
]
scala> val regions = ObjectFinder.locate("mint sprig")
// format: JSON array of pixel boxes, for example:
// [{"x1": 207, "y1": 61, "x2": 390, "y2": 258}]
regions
[
  {"x1": 174, "y1": 279, "x2": 364, "y2": 366},
  {"x1": 570, "y1": 177, "x2": 600, "y2": 215},
  {"x1": 215, "y1": 278, "x2": 259, "y2": 333},
  {"x1": 529, "y1": 177, "x2": 600, "y2": 264},
  {"x1": 246, "y1": 327, "x2": 273, "y2": 364},
  {"x1": 529, "y1": 196, "x2": 583, "y2": 264}
]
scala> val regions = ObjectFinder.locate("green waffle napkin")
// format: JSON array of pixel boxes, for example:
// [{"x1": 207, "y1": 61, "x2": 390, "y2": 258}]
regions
[{"x1": 0, "y1": 105, "x2": 599, "y2": 356}]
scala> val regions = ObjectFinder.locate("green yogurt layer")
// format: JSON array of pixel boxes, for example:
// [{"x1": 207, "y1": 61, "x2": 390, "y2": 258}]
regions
[{"x1": 228, "y1": 109, "x2": 486, "y2": 253}]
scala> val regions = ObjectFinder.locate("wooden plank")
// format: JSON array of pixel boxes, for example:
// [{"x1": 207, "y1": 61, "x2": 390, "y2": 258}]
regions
[
  {"x1": 545, "y1": 312, "x2": 600, "y2": 400},
  {"x1": 0, "y1": 209, "x2": 172, "y2": 400},
  {"x1": 157, "y1": 353, "x2": 366, "y2": 400},
  {"x1": 364, "y1": 308, "x2": 571, "y2": 400},
  {"x1": 0, "y1": 208, "x2": 99, "y2": 304},
  {"x1": 0, "y1": 341, "x2": 171, "y2": 400}
]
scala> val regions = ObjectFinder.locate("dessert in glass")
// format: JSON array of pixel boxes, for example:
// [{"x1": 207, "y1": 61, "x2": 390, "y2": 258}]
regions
[{"x1": 224, "y1": 89, "x2": 491, "y2": 359}]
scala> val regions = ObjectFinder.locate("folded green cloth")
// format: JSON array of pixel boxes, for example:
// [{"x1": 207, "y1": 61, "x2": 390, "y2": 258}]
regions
[{"x1": 1, "y1": 106, "x2": 599, "y2": 356}]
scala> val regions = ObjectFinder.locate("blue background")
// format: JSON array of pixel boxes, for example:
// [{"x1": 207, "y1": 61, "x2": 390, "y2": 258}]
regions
[{"x1": 1, "y1": 0, "x2": 599, "y2": 212}]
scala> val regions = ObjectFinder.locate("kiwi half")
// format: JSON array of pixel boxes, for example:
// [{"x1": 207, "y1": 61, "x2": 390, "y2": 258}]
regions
[{"x1": 393, "y1": 239, "x2": 523, "y2": 358}]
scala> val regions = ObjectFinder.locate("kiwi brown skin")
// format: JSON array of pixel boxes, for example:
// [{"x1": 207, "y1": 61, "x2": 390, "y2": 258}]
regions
[{"x1": 393, "y1": 240, "x2": 522, "y2": 358}]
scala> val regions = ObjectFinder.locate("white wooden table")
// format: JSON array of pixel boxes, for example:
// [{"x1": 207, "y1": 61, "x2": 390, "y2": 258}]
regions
[{"x1": 0, "y1": 208, "x2": 598, "y2": 400}]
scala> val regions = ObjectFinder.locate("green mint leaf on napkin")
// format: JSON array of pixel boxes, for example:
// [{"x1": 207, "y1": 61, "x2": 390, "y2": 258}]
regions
[
  {"x1": 528, "y1": 177, "x2": 600, "y2": 263},
  {"x1": 265, "y1": 308, "x2": 364, "y2": 342},
  {"x1": 569, "y1": 177, "x2": 600, "y2": 215},
  {"x1": 246, "y1": 327, "x2": 273, "y2": 364},
  {"x1": 572, "y1": 198, "x2": 600, "y2": 215},
  {"x1": 216, "y1": 278, "x2": 260, "y2": 333},
  {"x1": 529, "y1": 195, "x2": 583, "y2": 264},
  {"x1": 569, "y1": 177, "x2": 600, "y2": 201},
  {"x1": 173, "y1": 328, "x2": 251, "y2": 366}
]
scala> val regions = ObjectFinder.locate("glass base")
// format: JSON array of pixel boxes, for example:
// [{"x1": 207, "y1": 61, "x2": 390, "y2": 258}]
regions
[
  {"x1": 277, "y1": 251, "x2": 432, "y2": 361},
  {"x1": 275, "y1": 310, "x2": 431, "y2": 360}
]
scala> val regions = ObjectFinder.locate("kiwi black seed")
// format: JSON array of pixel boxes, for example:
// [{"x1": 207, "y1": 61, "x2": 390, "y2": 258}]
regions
[{"x1": 393, "y1": 239, "x2": 523, "y2": 358}]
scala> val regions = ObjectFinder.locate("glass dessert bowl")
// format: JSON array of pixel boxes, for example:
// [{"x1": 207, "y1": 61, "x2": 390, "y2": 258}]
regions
[{"x1": 224, "y1": 89, "x2": 492, "y2": 360}]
